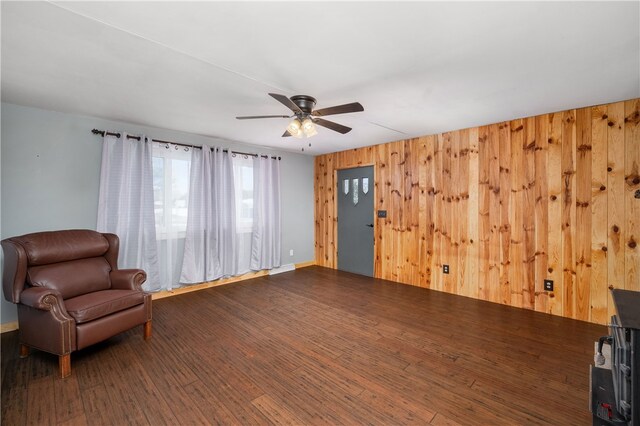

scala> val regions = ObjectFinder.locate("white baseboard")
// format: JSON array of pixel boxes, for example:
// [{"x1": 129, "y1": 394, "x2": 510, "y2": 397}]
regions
[{"x1": 269, "y1": 264, "x2": 296, "y2": 275}]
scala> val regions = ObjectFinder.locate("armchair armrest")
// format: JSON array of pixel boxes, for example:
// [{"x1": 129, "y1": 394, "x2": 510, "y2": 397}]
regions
[
  {"x1": 17, "y1": 286, "x2": 75, "y2": 356},
  {"x1": 110, "y1": 269, "x2": 147, "y2": 291},
  {"x1": 20, "y1": 287, "x2": 73, "y2": 324},
  {"x1": 20, "y1": 287, "x2": 66, "y2": 311}
]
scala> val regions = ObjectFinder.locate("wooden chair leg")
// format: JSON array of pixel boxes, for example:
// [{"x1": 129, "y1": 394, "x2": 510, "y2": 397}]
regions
[
  {"x1": 59, "y1": 354, "x2": 71, "y2": 379},
  {"x1": 143, "y1": 320, "x2": 152, "y2": 340},
  {"x1": 19, "y1": 344, "x2": 29, "y2": 358}
]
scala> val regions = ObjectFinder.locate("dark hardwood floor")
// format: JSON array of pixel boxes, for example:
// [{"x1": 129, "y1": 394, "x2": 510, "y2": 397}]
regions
[{"x1": 2, "y1": 266, "x2": 605, "y2": 425}]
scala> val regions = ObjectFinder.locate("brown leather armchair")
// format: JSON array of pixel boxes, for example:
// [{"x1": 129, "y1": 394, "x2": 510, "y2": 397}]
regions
[{"x1": 2, "y1": 229, "x2": 152, "y2": 378}]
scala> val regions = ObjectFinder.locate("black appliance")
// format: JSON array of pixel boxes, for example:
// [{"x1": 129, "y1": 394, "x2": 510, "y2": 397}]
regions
[{"x1": 591, "y1": 289, "x2": 640, "y2": 426}]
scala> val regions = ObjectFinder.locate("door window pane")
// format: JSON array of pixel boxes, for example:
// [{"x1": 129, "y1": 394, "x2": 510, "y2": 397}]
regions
[{"x1": 352, "y1": 178, "x2": 359, "y2": 205}]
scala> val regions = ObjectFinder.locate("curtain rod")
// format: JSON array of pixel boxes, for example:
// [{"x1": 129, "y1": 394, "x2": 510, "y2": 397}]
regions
[{"x1": 91, "y1": 129, "x2": 281, "y2": 160}]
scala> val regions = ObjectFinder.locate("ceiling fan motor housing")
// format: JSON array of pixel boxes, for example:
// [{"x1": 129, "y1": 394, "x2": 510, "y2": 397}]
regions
[{"x1": 290, "y1": 95, "x2": 317, "y2": 115}]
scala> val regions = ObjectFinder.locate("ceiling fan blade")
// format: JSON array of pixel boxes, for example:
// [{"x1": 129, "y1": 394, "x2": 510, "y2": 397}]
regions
[
  {"x1": 236, "y1": 115, "x2": 290, "y2": 120},
  {"x1": 312, "y1": 102, "x2": 364, "y2": 117},
  {"x1": 282, "y1": 131, "x2": 291, "y2": 137},
  {"x1": 313, "y1": 118, "x2": 352, "y2": 134},
  {"x1": 269, "y1": 93, "x2": 303, "y2": 114}
]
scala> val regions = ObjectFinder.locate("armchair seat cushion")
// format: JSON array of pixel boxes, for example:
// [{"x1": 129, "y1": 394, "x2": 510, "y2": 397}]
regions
[{"x1": 65, "y1": 289, "x2": 145, "y2": 324}]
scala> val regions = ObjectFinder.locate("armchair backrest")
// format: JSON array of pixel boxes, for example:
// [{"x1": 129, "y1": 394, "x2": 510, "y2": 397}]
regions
[{"x1": 2, "y1": 230, "x2": 120, "y2": 303}]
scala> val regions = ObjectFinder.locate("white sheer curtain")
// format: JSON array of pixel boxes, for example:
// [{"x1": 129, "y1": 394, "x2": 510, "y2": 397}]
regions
[
  {"x1": 180, "y1": 147, "x2": 238, "y2": 284},
  {"x1": 232, "y1": 154, "x2": 255, "y2": 275},
  {"x1": 151, "y1": 142, "x2": 192, "y2": 290},
  {"x1": 97, "y1": 133, "x2": 161, "y2": 291},
  {"x1": 250, "y1": 156, "x2": 281, "y2": 270}
]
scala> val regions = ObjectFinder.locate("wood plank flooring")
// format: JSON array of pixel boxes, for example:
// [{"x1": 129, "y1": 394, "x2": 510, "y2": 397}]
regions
[{"x1": 1, "y1": 266, "x2": 606, "y2": 425}]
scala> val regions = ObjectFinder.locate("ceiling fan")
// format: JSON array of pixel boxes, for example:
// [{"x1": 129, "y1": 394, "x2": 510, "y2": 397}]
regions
[{"x1": 236, "y1": 93, "x2": 364, "y2": 138}]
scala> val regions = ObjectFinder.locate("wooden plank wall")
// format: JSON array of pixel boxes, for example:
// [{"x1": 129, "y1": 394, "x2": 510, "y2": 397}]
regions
[{"x1": 314, "y1": 98, "x2": 640, "y2": 325}]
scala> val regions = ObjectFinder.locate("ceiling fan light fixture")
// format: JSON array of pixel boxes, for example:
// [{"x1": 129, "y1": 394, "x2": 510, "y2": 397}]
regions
[
  {"x1": 287, "y1": 118, "x2": 303, "y2": 138},
  {"x1": 302, "y1": 118, "x2": 317, "y2": 137}
]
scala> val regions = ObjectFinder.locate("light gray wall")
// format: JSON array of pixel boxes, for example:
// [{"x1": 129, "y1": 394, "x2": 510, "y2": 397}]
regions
[{"x1": 1, "y1": 102, "x2": 315, "y2": 324}]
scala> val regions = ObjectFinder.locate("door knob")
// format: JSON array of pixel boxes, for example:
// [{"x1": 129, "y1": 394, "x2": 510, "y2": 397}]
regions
[{"x1": 366, "y1": 224, "x2": 374, "y2": 228}]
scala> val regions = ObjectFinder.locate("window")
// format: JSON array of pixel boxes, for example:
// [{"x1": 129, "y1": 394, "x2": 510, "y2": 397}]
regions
[
  {"x1": 152, "y1": 143, "x2": 192, "y2": 238},
  {"x1": 232, "y1": 155, "x2": 254, "y2": 233}
]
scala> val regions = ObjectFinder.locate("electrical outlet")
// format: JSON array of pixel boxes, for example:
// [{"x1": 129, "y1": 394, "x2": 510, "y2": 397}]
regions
[
  {"x1": 544, "y1": 279, "x2": 554, "y2": 291},
  {"x1": 289, "y1": 249, "x2": 294, "y2": 257},
  {"x1": 443, "y1": 264, "x2": 449, "y2": 274}
]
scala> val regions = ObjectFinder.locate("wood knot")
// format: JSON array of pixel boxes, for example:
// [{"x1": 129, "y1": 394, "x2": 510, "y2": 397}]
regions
[
  {"x1": 624, "y1": 110, "x2": 640, "y2": 125},
  {"x1": 550, "y1": 195, "x2": 557, "y2": 201},
  {"x1": 602, "y1": 114, "x2": 608, "y2": 120},
  {"x1": 600, "y1": 185, "x2": 606, "y2": 191},
  {"x1": 609, "y1": 285, "x2": 615, "y2": 290},
  {"x1": 607, "y1": 167, "x2": 613, "y2": 172},
  {"x1": 608, "y1": 121, "x2": 615, "y2": 127},
  {"x1": 601, "y1": 246, "x2": 608, "y2": 252},
  {"x1": 629, "y1": 239, "x2": 637, "y2": 249},
  {"x1": 612, "y1": 225, "x2": 620, "y2": 233}
]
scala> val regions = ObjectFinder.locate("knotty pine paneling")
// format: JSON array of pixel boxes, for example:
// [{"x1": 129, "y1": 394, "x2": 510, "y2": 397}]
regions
[
  {"x1": 607, "y1": 102, "x2": 626, "y2": 319},
  {"x1": 314, "y1": 98, "x2": 640, "y2": 325},
  {"x1": 625, "y1": 99, "x2": 640, "y2": 292},
  {"x1": 547, "y1": 112, "x2": 564, "y2": 317},
  {"x1": 591, "y1": 105, "x2": 609, "y2": 324}
]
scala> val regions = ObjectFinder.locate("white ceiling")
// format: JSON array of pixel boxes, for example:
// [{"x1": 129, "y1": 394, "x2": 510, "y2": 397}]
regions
[{"x1": 2, "y1": 1, "x2": 639, "y2": 155}]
